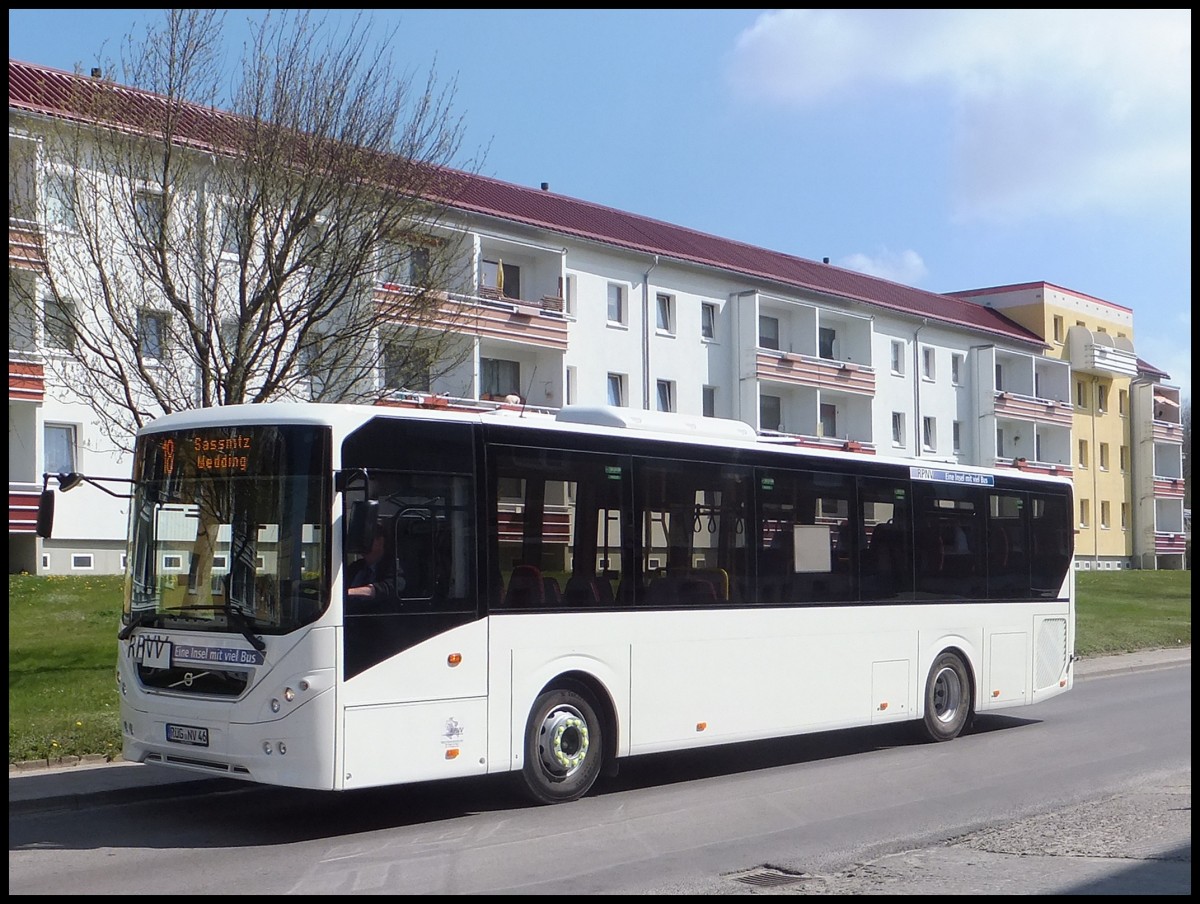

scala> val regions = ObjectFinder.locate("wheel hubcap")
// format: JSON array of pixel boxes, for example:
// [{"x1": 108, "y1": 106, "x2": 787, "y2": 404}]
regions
[
  {"x1": 932, "y1": 666, "x2": 963, "y2": 724},
  {"x1": 538, "y1": 706, "x2": 589, "y2": 776}
]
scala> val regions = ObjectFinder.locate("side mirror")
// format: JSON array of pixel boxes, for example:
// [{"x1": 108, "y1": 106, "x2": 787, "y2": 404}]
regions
[
  {"x1": 36, "y1": 490, "x2": 55, "y2": 539},
  {"x1": 345, "y1": 499, "x2": 379, "y2": 556}
]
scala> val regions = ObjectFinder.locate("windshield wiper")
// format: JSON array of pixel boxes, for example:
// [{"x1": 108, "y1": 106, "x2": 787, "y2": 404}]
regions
[
  {"x1": 117, "y1": 609, "x2": 160, "y2": 640},
  {"x1": 224, "y1": 603, "x2": 266, "y2": 652}
]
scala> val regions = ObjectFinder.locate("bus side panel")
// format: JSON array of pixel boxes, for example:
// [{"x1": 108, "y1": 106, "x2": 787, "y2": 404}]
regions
[
  {"x1": 342, "y1": 697, "x2": 488, "y2": 789},
  {"x1": 627, "y1": 609, "x2": 919, "y2": 754},
  {"x1": 338, "y1": 619, "x2": 488, "y2": 789}
]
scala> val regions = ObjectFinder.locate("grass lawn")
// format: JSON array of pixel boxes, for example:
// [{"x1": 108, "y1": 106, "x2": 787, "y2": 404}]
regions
[
  {"x1": 1074, "y1": 569, "x2": 1192, "y2": 656},
  {"x1": 7, "y1": 569, "x2": 1192, "y2": 763}
]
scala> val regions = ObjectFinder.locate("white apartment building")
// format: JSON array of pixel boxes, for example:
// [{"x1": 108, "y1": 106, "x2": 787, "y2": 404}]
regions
[{"x1": 9, "y1": 60, "x2": 1180, "y2": 574}]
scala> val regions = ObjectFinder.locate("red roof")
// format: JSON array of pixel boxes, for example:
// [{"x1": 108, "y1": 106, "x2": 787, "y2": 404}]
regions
[{"x1": 9, "y1": 58, "x2": 1046, "y2": 348}]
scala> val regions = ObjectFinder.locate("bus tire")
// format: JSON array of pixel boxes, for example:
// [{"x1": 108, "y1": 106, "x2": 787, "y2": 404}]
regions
[
  {"x1": 521, "y1": 688, "x2": 603, "y2": 805},
  {"x1": 920, "y1": 651, "x2": 972, "y2": 742}
]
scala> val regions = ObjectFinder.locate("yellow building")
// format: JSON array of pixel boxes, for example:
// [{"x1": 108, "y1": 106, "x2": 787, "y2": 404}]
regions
[{"x1": 953, "y1": 282, "x2": 1184, "y2": 570}]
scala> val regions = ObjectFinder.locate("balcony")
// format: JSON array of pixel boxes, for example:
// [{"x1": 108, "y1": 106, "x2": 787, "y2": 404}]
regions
[
  {"x1": 9, "y1": 483, "x2": 41, "y2": 533},
  {"x1": 9, "y1": 357, "x2": 45, "y2": 403},
  {"x1": 756, "y1": 351, "x2": 876, "y2": 396},
  {"x1": 375, "y1": 285, "x2": 568, "y2": 351},
  {"x1": 993, "y1": 390, "x2": 1073, "y2": 428},
  {"x1": 1065, "y1": 326, "x2": 1137, "y2": 377},
  {"x1": 1154, "y1": 532, "x2": 1187, "y2": 556}
]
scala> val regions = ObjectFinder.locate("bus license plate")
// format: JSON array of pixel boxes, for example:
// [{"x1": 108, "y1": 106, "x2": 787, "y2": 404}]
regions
[{"x1": 166, "y1": 723, "x2": 209, "y2": 747}]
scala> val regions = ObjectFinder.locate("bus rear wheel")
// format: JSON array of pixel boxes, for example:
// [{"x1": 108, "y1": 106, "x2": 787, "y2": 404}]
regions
[
  {"x1": 920, "y1": 651, "x2": 972, "y2": 742},
  {"x1": 521, "y1": 688, "x2": 603, "y2": 805}
]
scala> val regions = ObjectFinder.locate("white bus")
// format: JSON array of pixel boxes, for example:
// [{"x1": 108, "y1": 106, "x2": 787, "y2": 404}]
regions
[{"x1": 58, "y1": 401, "x2": 1076, "y2": 804}]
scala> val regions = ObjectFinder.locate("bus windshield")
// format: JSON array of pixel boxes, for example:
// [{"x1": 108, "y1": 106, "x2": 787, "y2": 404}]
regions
[{"x1": 123, "y1": 424, "x2": 331, "y2": 636}]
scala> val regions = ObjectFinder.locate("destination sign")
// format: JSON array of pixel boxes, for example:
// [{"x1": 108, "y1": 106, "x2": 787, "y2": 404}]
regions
[{"x1": 909, "y1": 466, "x2": 995, "y2": 487}]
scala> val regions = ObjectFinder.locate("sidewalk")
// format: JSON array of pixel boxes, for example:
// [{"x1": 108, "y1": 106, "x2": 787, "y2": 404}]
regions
[{"x1": 9, "y1": 646, "x2": 1190, "y2": 816}]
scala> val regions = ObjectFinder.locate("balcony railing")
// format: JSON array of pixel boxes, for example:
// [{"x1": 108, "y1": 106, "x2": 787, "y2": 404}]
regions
[
  {"x1": 756, "y1": 351, "x2": 876, "y2": 396},
  {"x1": 993, "y1": 390, "x2": 1073, "y2": 428}
]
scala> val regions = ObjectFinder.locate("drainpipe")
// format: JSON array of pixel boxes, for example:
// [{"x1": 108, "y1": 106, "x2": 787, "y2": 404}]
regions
[
  {"x1": 913, "y1": 319, "x2": 928, "y2": 458},
  {"x1": 642, "y1": 255, "x2": 659, "y2": 409}
]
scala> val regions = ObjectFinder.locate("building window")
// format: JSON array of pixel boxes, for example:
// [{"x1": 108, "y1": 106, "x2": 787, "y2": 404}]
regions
[
  {"x1": 701, "y1": 302, "x2": 717, "y2": 340},
  {"x1": 922, "y1": 347, "x2": 936, "y2": 381},
  {"x1": 1079, "y1": 498, "x2": 1090, "y2": 528},
  {"x1": 42, "y1": 554, "x2": 50, "y2": 570},
  {"x1": 138, "y1": 310, "x2": 169, "y2": 360},
  {"x1": 134, "y1": 188, "x2": 165, "y2": 242},
  {"x1": 1099, "y1": 443, "x2": 1110, "y2": 470},
  {"x1": 759, "y1": 315, "x2": 780, "y2": 350},
  {"x1": 43, "y1": 296, "x2": 77, "y2": 351},
  {"x1": 655, "y1": 293, "x2": 674, "y2": 334},
  {"x1": 1052, "y1": 315, "x2": 1064, "y2": 342},
  {"x1": 481, "y1": 259, "x2": 519, "y2": 298},
  {"x1": 1121, "y1": 503, "x2": 1128, "y2": 530},
  {"x1": 45, "y1": 423, "x2": 77, "y2": 475},
  {"x1": 1078, "y1": 439, "x2": 1088, "y2": 468},
  {"x1": 702, "y1": 385, "x2": 716, "y2": 417},
  {"x1": 891, "y1": 412, "x2": 905, "y2": 446},
  {"x1": 45, "y1": 170, "x2": 78, "y2": 231},
  {"x1": 890, "y1": 340, "x2": 904, "y2": 375},
  {"x1": 162, "y1": 554, "x2": 183, "y2": 570},
  {"x1": 71, "y1": 554, "x2": 94, "y2": 570},
  {"x1": 1120, "y1": 445, "x2": 1129, "y2": 471},
  {"x1": 951, "y1": 353, "x2": 964, "y2": 386},
  {"x1": 818, "y1": 326, "x2": 837, "y2": 360},
  {"x1": 819, "y1": 403, "x2": 837, "y2": 438},
  {"x1": 952, "y1": 420, "x2": 962, "y2": 454},
  {"x1": 1118, "y1": 389, "x2": 1128, "y2": 416},
  {"x1": 1100, "y1": 501, "x2": 1110, "y2": 530},
  {"x1": 1076, "y1": 381, "x2": 1087, "y2": 408},
  {"x1": 607, "y1": 372, "x2": 626, "y2": 407},
  {"x1": 922, "y1": 416, "x2": 936, "y2": 451},
  {"x1": 1096, "y1": 384, "x2": 1108, "y2": 413},
  {"x1": 656, "y1": 379, "x2": 675, "y2": 412},
  {"x1": 760, "y1": 394, "x2": 782, "y2": 431},
  {"x1": 383, "y1": 342, "x2": 430, "y2": 392},
  {"x1": 563, "y1": 274, "x2": 576, "y2": 316},
  {"x1": 565, "y1": 366, "x2": 576, "y2": 404},
  {"x1": 481, "y1": 358, "x2": 521, "y2": 399},
  {"x1": 996, "y1": 428, "x2": 1004, "y2": 457},
  {"x1": 995, "y1": 363, "x2": 1004, "y2": 392},
  {"x1": 120, "y1": 553, "x2": 128, "y2": 570},
  {"x1": 607, "y1": 283, "x2": 626, "y2": 325}
]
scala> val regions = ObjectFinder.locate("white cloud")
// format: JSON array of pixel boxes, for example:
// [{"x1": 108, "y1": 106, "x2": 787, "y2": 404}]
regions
[
  {"x1": 838, "y1": 248, "x2": 928, "y2": 285},
  {"x1": 727, "y1": 9, "x2": 1191, "y2": 222}
]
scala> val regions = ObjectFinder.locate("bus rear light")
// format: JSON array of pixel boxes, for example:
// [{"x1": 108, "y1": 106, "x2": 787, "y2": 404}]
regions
[
  {"x1": 696, "y1": 722, "x2": 707, "y2": 732},
  {"x1": 445, "y1": 748, "x2": 460, "y2": 759},
  {"x1": 878, "y1": 701, "x2": 888, "y2": 711},
  {"x1": 992, "y1": 690, "x2": 1001, "y2": 698},
  {"x1": 447, "y1": 653, "x2": 462, "y2": 667}
]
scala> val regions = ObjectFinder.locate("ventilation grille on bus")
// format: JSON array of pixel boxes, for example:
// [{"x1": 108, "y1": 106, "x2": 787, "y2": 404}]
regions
[{"x1": 1035, "y1": 617, "x2": 1068, "y2": 689}]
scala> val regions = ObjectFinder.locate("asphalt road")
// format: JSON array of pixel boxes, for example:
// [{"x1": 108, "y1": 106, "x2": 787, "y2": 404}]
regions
[{"x1": 9, "y1": 647, "x2": 1191, "y2": 895}]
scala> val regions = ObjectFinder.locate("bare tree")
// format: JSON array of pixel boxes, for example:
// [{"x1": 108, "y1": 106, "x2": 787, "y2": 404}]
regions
[{"x1": 13, "y1": 9, "x2": 478, "y2": 451}]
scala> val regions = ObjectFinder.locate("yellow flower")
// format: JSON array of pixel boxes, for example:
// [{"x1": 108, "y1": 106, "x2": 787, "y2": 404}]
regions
[{"x1": 76, "y1": 721, "x2": 83, "y2": 727}]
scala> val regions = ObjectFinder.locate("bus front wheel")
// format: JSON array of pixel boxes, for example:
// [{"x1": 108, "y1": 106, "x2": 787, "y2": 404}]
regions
[
  {"x1": 521, "y1": 688, "x2": 603, "y2": 805},
  {"x1": 920, "y1": 651, "x2": 972, "y2": 742}
]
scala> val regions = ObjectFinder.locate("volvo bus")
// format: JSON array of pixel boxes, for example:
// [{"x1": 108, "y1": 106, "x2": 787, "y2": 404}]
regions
[{"x1": 44, "y1": 401, "x2": 1075, "y2": 804}]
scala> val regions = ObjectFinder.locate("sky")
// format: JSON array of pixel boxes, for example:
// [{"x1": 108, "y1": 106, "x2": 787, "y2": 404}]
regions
[{"x1": 9, "y1": 9, "x2": 1192, "y2": 401}]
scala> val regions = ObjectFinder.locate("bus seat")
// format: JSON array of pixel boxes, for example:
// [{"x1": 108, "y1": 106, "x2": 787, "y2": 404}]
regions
[
  {"x1": 504, "y1": 565, "x2": 543, "y2": 608},
  {"x1": 563, "y1": 574, "x2": 608, "y2": 606},
  {"x1": 679, "y1": 576, "x2": 717, "y2": 604},
  {"x1": 542, "y1": 576, "x2": 562, "y2": 605}
]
